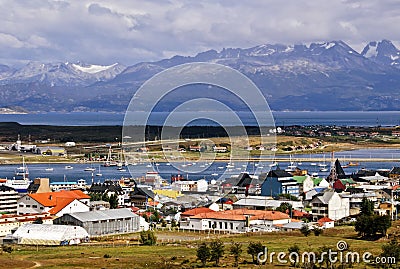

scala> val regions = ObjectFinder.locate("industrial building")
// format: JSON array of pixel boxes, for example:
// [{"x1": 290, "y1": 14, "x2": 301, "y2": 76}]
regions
[{"x1": 53, "y1": 208, "x2": 141, "y2": 236}]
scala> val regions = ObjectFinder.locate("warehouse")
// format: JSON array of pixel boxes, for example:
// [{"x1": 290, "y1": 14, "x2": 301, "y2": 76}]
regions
[
  {"x1": 53, "y1": 208, "x2": 140, "y2": 236},
  {"x1": 6, "y1": 223, "x2": 89, "y2": 245}
]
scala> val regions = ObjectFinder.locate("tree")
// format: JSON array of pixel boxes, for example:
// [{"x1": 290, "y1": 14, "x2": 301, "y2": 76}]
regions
[
  {"x1": 210, "y1": 239, "x2": 225, "y2": 266},
  {"x1": 108, "y1": 194, "x2": 119, "y2": 209},
  {"x1": 33, "y1": 217, "x2": 43, "y2": 224},
  {"x1": 313, "y1": 227, "x2": 323, "y2": 236},
  {"x1": 139, "y1": 230, "x2": 157, "y2": 246},
  {"x1": 229, "y1": 242, "x2": 242, "y2": 267},
  {"x1": 197, "y1": 243, "x2": 210, "y2": 267},
  {"x1": 355, "y1": 214, "x2": 391, "y2": 238},
  {"x1": 287, "y1": 244, "x2": 300, "y2": 267},
  {"x1": 276, "y1": 202, "x2": 293, "y2": 216},
  {"x1": 300, "y1": 224, "x2": 311, "y2": 237},
  {"x1": 360, "y1": 197, "x2": 374, "y2": 216},
  {"x1": 171, "y1": 219, "x2": 177, "y2": 228},
  {"x1": 247, "y1": 242, "x2": 264, "y2": 264}
]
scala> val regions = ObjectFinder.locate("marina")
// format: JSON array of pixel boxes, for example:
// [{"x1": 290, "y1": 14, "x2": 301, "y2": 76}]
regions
[{"x1": 0, "y1": 148, "x2": 399, "y2": 185}]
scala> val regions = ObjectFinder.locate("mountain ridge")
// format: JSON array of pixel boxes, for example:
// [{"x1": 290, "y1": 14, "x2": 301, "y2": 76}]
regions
[{"x1": 1, "y1": 40, "x2": 400, "y2": 112}]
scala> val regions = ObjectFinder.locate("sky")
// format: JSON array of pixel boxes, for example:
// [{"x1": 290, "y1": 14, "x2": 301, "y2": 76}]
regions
[{"x1": 1, "y1": 0, "x2": 400, "y2": 67}]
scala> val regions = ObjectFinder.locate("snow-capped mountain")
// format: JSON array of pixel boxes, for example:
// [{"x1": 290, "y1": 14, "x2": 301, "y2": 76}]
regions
[
  {"x1": 361, "y1": 40, "x2": 400, "y2": 67},
  {"x1": 1, "y1": 40, "x2": 400, "y2": 112},
  {"x1": 0, "y1": 61, "x2": 126, "y2": 86}
]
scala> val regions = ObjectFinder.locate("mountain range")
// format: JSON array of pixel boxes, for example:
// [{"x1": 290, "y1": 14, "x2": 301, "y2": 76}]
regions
[{"x1": 1, "y1": 39, "x2": 400, "y2": 112}]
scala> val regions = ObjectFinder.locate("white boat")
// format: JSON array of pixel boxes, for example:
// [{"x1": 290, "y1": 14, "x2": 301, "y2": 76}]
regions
[
  {"x1": 6, "y1": 156, "x2": 31, "y2": 193},
  {"x1": 84, "y1": 167, "x2": 96, "y2": 172},
  {"x1": 96, "y1": 165, "x2": 102, "y2": 176},
  {"x1": 45, "y1": 167, "x2": 54, "y2": 172},
  {"x1": 310, "y1": 163, "x2": 317, "y2": 166},
  {"x1": 65, "y1": 165, "x2": 73, "y2": 169},
  {"x1": 311, "y1": 172, "x2": 319, "y2": 177},
  {"x1": 319, "y1": 167, "x2": 328, "y2": 172},
  {"x1": 268, "y1": 162, "x2": 278, "y2": 167},
  {"x1": 211, "y1": 173, "x2": 218, "y2": 176}
]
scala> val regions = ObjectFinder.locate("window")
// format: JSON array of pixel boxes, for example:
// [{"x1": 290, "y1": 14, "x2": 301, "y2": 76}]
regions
[
  {"x1": 19, "y1": 205, "x2": 24, "y2": 207},
  {"x1": 224, "y1": 222, "x2": 227, "y2": 229},
  {"x1": 26, "y1": 205, "x2": 31, "y2": 208},
  {"x1": 230, "y1": 223, "x2": 233, "y2": 229},
  {"x1": 32, "y1": 205, "x2": 37, "y2": 208}
]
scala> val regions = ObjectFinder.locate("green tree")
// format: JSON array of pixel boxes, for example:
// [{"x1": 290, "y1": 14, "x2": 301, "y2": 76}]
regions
[
  {"x1": 108, "y1": 194, "x2": 119, "y2": 209},
  {"x1": 197, "y1": 242, "x2": 210, "y2": 267},
  {"x1": 288, "y1": 244, "x2": 300, "y2": 267},
  {"x1": 247, "y1": 242, "x2": 264, "y2": 264},
  {"x1": 313, "y1": 227, "x2": 323, "y2": 236},
  {"x1": 229, "y1": 242, "x2": 242, "y2": 267},
  {"x1": 171, "y1": 219, "x2": 177, "y2": 228},
  {"x1": 276, "y1": 202, "x2": 292, "y2": 216},
  {"x1": 33, "y1": 217, "x2": 43, "y2": 224},
  {"x1": 360, "y1": 197, "x2": 374, "y2": 216},
  {"x1": 300, "y1": 224, "x2": 311, "y2": 237},
  {"x1": 355, "y1": 214, "x2": 391, "y2": 238},
  {"x1": 209, "y1": 239, "x2": 225, "y2": 266},
  {"x1": 375, "y1": 215, "x2": 391, "y2": 236},
  {"x1": 139, "y1": 230, "x2": 157, "y2": 246}
]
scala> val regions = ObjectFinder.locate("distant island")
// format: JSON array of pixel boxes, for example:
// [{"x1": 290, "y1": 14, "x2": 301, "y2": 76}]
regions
[{"x1": 0, "y1": 106, "x2": 28, "y2": 114}]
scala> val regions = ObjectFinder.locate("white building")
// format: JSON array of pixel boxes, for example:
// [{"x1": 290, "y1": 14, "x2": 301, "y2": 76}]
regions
[
  {"x1": 7, "y1": 223, "x2": 89, "y2": 245},
  {"x1": 17, "y1": 190, "x2": 90, "y2": 216},
  {"x1": 0, "y1": 185, "x2": 20, "y2": 214},
  {"x1": 180, "y1": 209, "x2": 291, "y2": 233},
  {"x1": 311, "y1": 191, "x2": 350, "y2": 221},
  {"x1": 171, "y1": 179, "x2": 208, "y2": 192}
]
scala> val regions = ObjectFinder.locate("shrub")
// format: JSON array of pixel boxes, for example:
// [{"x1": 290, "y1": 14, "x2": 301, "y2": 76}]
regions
[{"x1": 139, "y1": 230, "x2": 157, "y2": 246}]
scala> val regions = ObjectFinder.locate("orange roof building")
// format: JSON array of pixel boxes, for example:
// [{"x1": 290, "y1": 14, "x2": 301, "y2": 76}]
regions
[
  {"x1": 17, "y1": 190, "x2": 90, "y2": 217},
  {"x1": 180, "y1": 209, "x2": 291, "y2": 233}
]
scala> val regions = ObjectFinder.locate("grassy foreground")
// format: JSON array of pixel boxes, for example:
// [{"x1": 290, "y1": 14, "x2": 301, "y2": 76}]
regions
[{"x1": 1, "y1": 223, "x2": 398, "y2": 269}]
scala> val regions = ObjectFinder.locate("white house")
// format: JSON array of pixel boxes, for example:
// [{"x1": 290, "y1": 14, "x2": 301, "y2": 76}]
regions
[
  {"x1": 311, "y1": 191, "x2": 350, "y2": 221},
  {"x1": 180, "y1": 209, "x2": 291, "y2": 233},
  {"x1": 17, "y1": 190, "x2": 90, "y2": 216}
]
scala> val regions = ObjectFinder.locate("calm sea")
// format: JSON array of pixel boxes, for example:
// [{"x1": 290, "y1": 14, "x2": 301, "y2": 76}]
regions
[{"x1": 0, "y1": 111, "x2": 399, "y2": 126}]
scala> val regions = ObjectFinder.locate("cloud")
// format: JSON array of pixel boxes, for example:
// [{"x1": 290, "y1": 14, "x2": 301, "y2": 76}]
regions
[{"x1": 0, "y1": 0, "x2": 399, "y2": 66}]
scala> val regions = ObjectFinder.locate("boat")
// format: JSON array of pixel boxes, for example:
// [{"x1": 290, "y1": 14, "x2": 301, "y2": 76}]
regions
[
  {"x1": 45, "y1": 167, "x2": 54, "y2": 172},
  {"x1": 65, "y1": 165, "x2": 73, "y2": 169},
  {"x1": 310, "y1": 162, "x2": 317, "y2": 166},
  {"x1": 5, "y1": 156, "x2": 31, "y2": 193},
  {"x1": 319, "y1": 167, "x2": 328, "y2": 172},
  {"x1": 96, "y1": 165, "x2": 102, "y2": 176},
  {"x1": 84, "y1": 167, "x2": 96, "y2": 172},
  {"x1": 268, "y1": 162, "x2": 278, "y2": 167},
  {"x1": 311, "y1": 172, "x2": 319, "y2": 177},
  {"x1": 347, "y1": 162, "x2": 360, "y2": 166},
  {"x1": 211, "y1": 173, "x2": 218, "y2": 176},
  {"x1": 15, "y1": 156, "x2": 29, "y2": 177}
]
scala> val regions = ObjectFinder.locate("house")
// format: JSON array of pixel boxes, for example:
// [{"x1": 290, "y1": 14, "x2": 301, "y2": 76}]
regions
[
  {"x1": 318, "y1": 216, "x2": 334, "y2": 229},
  {"x1": 53, "y1": 208, "x2": 142, "y2": 236},
  {"x1": 64, "y1": 142, "x2": 76, "y2": 147},
  {"x1": 181, "y1": 207, "x2": 216, "y2": 219},
  {"x1": 292, "y1": 175, "x2": 315, "y2": 193},
  {"x1": 129, "y1": 183, "x2": 156, "y2": 209},
  {"x1": 0, "y1": 185, "x2": 20, "y2": 214},
  {"x1": 261, "y1": 169, "x2": 299, "y2": 197},
  {"x1": 17, "y1": 190, "x2": 90, "y2": 217},
  {"x1": 180, "y1": 209, "x2": 291, "y2": 233},
  {"x1": 171, "y1": 179, "x2": 208, "y2": 192},
  {"x1": 310, "y1": 190, "x2": 350, "y2": 221},
  {"x1": 0, "y1": 213, "x2": 53, "y2": 237},
  {"x1": 35, "y1": 146, "x2": 66, "y2": 156},
  {"x1": 88, "y1": 181, "x2": 125, "y2": 206},
  {"x1": 189, "y1": 145, "x2": 202, "y2": 152},
  {"x1": 233, "y1": 196, "x2": 304, "y2": 211}
]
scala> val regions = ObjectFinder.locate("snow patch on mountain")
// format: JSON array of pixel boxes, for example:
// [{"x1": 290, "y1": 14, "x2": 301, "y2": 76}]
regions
[{"x1": 72, "y1": 63, "x2": 118, "y2": 74}]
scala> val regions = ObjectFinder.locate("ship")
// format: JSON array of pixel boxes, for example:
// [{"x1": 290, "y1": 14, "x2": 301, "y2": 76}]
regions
[{"x1": 3, "y1": 156, "x2": 31, "y2": 193}]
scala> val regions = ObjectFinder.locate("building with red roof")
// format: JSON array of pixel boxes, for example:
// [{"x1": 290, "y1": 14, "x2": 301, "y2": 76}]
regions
[
  {"x1": 180, "y1": 208, "x2": 291, "y2": 233},
  {"x1": 318, "y1": 216, "x2": 334, "y2": 229},
  {"x1": 17, "y1": 190, "x2": 90, "y2": 217}
]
